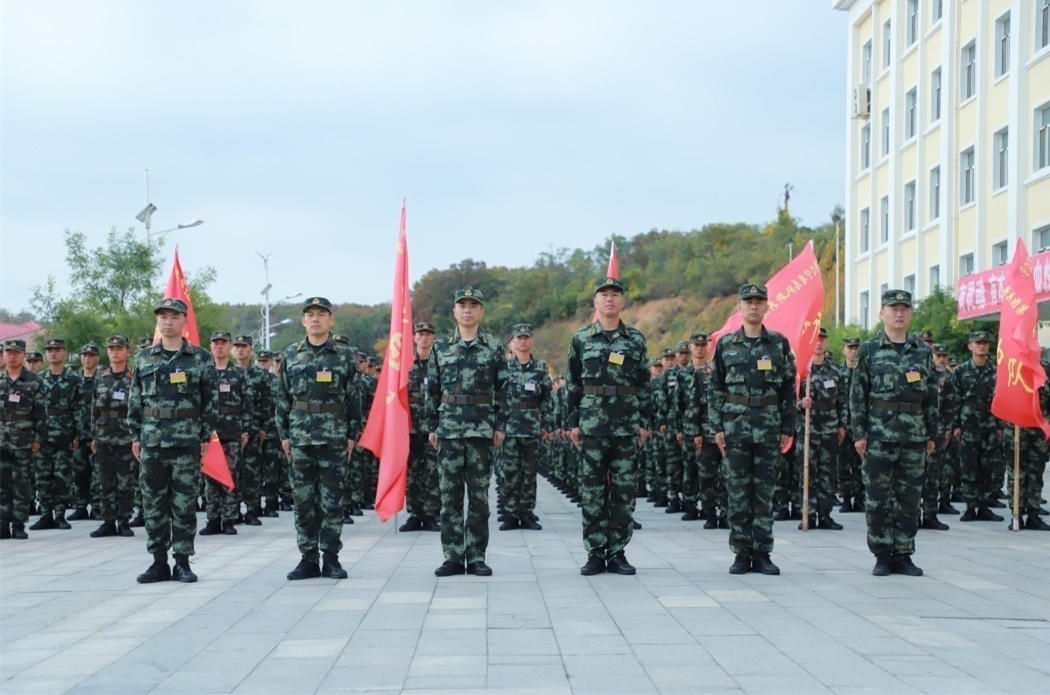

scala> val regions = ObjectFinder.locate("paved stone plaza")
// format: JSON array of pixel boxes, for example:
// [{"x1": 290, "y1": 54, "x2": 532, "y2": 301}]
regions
[{"x1": 2, "y1": 477, "x2": 1050, "y2": 694}]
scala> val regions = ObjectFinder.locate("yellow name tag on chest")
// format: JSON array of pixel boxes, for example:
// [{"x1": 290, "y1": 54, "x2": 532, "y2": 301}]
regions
[
  {"x1": 906, "y1": 371, "x2": 921, "y2": 383},
  {"x1": 317, "y1": 371, "x2": 332, "y2": 382},
  {"x1": 169, "y1": 372, "x2": 187, "y2": 384},
  {"x1": 757, "y1": 359, "x2": 772, "y2": 371},
  {"x1": 608, "y1": 353, "x2": 624, "y2": 366}
]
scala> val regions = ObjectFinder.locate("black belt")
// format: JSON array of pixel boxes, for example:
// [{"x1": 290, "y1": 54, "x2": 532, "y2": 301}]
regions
[
  {"x1": 218, "y1": 406, "x2": 242, "y2": 414},
  {"x1": 0, "y1": 412, "x2": 31, "y2": 421},
  {"x1": 810, "y1": 403, "x2": 836, "y2": 412},
  {"x1": 99, "y1": 409, "x2": 128, "y2": 419},
  {"x1": 292, "y1": 401, "x2": 345, "y2": 414},
  {"x1": 725, "y1": 394, "x2": 779, "y2": 407},
  {"x1": 962, "y1": 400, "x2": 991, "y2": 411},
  {"x1": 510, "y1": 399, "x2": 542, "y2": 410},
  {"x1": 582, "y1": 386, "x2": 638, "y2": 396},
  {"x1": 871, "y1": 399, "x2": 922, "y2": 414},
  {"x1": 408, "y1": 396, "x2": 424, "y2": 405},
  {"x1": 143, "y1": 406, "x2": 200, "y2": 419},
  {"x1": 49, "y1": 407, "x2": 71, "y2": 415},
  {"x1": 441, "y1": 394, "x2": 491, "y2": 405}
]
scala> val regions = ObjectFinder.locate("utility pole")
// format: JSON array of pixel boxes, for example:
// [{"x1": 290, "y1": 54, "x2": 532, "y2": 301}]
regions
[{"x1": 258, "y1": 252, "x2": 273, "y2": 350}]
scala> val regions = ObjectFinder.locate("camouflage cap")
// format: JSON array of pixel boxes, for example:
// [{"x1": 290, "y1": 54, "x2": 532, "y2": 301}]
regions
[
  {"x1": 818, "y1": 327, "x2": 828, "y2": 338},
  {"x1": 232, "y1": 334, "x2": 253, "y2": 346},
  {"x1": 881, "y1": 289, "x2": 912, "y2": 307},
  {"x1": 739, "y1": 283, "x2": 768, "y2": 300},
  {"x1": 843, "y1": 337, "x2": 861, "y2": 348},
  {"x1": 690, "y1": 332, "x2": 709, "y2": 345},
  {"x1": 511, "y1": 322, "x2": 533, "y2": 337},
  {"x1": 675, "y1": 340, "x2": 690, "y2": 352},
  {"x1": 302, "y1": 296, "x2": 333, "y2": 313},
  {"x1": 413, "y1": 321, "x2": 436, "y2": 334},
  {"x1": 932, "y1": 343, "x2": 949, "y2": 355},
  {"x1": 26, "y1": 349, "x2": 43, "y2": 360},
  {"x1": 80, "y1": 343, "x2": 101, "y2": 355},
  {"x1": 256, "y1": 350, "x2": 274, "y2": 360},
  {"x1": 3, "y1": 338, "x2": 26, "y2": 352},
  {"x1": 332, "y1": 333, "x2": 350, "y2": 346},
  {"x1": 107, "y1": 335, "x2": 130, "y2": 348},
  {"x1": 209, "y1": 330, "x2": 232, "y2": 342},
  {"x1": 650, "y1": 358, "x2": 662, "y2": 367},
  {"x1": 273, "y1": 353, "x2": 283, "y2": 362},
  {"x1": 137, "y1": 337, "x2": 153, "y2": 350},
  {"x1": 593, "y1": 277, "x2": 625, "y2": 294},
  {"x1": 919, "y1": 330, "x2": 934, "y2": 341},
  {"x1": 454, "y1": 286, "x2": 484, "y2": 304},
  {"x1": 661, "y1": 347, "x2": 675, "y2": 358},
  {"x1": 968, "y1": 330, "x2": 991, "y2": 343},
  {"x1": 948, "y1": 356, "x2": 959, "y2": 367},
  {"x1": 45, "y1": 338, "x2": 66, "y2": 349},
  {"x1": 155, "y1": 297, "x2": 189, "y2": 315},
  {"x1": 367, "y1": 356, "x2": 377, "y2": 366}
]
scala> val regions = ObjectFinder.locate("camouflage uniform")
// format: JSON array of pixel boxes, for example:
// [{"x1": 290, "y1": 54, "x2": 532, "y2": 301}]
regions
[
  {"x1": 406, "y1": 339, "x2": 440, "y2": 527},
  {"x1": 566, "y1": 283, "x2": 650, "y2": 568},
  {"x1": 648, "y1": 355, "x2": 672, "y2": 506},
  {"x1": 206, "y1": 355, "x2": 254, "y2": 527},
  {"x1": 35, "y1": 349, "x2": 85, "y2": 524},
  {"x1": 1, "y1": 340, "x2": 47, "y2": 537},
  {"x1": 661, "y1": 346, "x2": 689, "y2": 512},
  {"x1": 71, "y1": 343, "x2": 100, "y2": 515},
  {"x1": 849, "y1": 296, "x2": 937, "y2": 567},
  {"x1": 234, "y1": 336, "x2": 270, "y2": 521},
  {"x1": 678, "y1": 333, "x2": 723, "y2": 524},
  {"x1": 349, "y1": 364, "x2": 377, "y2": 512},
  {"x1": 797, "y1": 354, "x2": 847, "y2": 524},
  {"x1": 1011, "y1": 361, "x2": 1050, "y2": 529},
  {"x1": 254, "y1": 353, "x2": 285, "y2": 513},
  {"x1": 837, "y1": 340, "x2": 865, "y2": 511},
  {"x1": 952, "y1": 339, "x2": 1003, "y2": 516},
  {"x1": 923, "y1": 345, "x2": 958, "y2": 524},
  {"x1": 91, "y1": 355, "x2": 137, "y2": 527}
]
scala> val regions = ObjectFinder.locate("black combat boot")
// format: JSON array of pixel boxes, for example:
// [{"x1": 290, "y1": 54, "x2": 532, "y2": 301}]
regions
[
  {"x1": 222, "y1": 520, "x2": 238, "y2": 535},
  {"x1": 10, "y1": 523, "x2": 27, "y2": 539},
  {"x1": 434, "y1": 560, "x2": 466, "y2": 577},
  {"x1": 976, "y1": 507, "x2": 1003, "y2": 522},
  {"x1": 199, "y1": 519, "x2": 222, "y2": 536},
  {"x1": 128, "y1": 510, "x2": 145, "y2": 527},
  {"x1": 773, "y1": 507, "x2": 789, "y2": 522},
  {"x1": 702, "y1": 508, "x2": 718, "y2": 529},
  {"x1": 938, "y1": 501, "x2": 959, "y2": 515},
  {"x1": 920, "y1": 515, "x2": 949, "y2": 530},
  {"x1": 172, "y1": 554, "x2": 198, "y2": 583},
  {"x1": 797, "y1": 515, "x2": 816, "y2": 530},
  {"x1": 66, "y1": 507, "x2": 90, "y2": 521},
  {"x1": 751, "y1": 553, "x2": 780, "y2": 575},
  {"x1": 287, "y1": 556, "x2": 322, "y2": 580},
  {"x1": 892, "y1": 555, "x2": 923, "y2": 576},
  {"x1": 89, "y1": 520, "x2": 118, "y2": 538},
  {"x1": 137, "y1": 553, "x2": 171, "y2": 583},
  {"x1": 29, "y1": 513, "x2": 55, "y2": 531},
  {"x1": 839, "y1": 497, "x2": 853, "y2": 513},
  {"x1": 818, "y1": 515, "x2": 843, "y2": 530},
  {"x1": 653, "y1": 494, "x2": 668, "y2": 508},
  {"x1": 519, "y1": 517, "x2": 542, "y2": 530},
  {"x1": 680, "y1": 503, "x2": 700, "y2": 521},
  {"x1": 606, "y1": 553, "x2": 636, "y2": 575},
  {"x1": 54, "y1": 514, "x2": 72, "y2": 530},
  {"x1": 466, "y1": 560, "x2": 493, "y2": 576},
  {"x1": 959, "y1": 507, "x2": 977, "y2": 521},
  {"x1": 580, "y1": 555, "x2": 605, "y2": 576},
  {"x1": 499, "y1": 518, "x2": 520, "y2": 531},
  {"x1": 1025, "y1": 511, "x2": 1050, "y2": 530},
  {"x1": 243, "y1": 511, "x2": 261, "y2": 526},
  {"x1": 421, "y1": 517, "x2": 441, "y2": 532},
  {"x1": 321, "y1": 553, "x2": 348, "y2": 579},
  {"x1": 664, "y1": 497, "x2": 682, "y2": 514},
  {"x1": 117, "y1": 520, "x2": 135, "y2": 537},
  {"x1": 729, "y1": 551, "x2": 751, "y2": 574},
  {"x1": 871, "y1": 554, "x2": 893, "y2": 576}
]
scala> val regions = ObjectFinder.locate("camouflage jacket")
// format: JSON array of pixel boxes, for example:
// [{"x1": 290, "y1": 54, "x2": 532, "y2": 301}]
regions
[
  {"x1": 551, "y1": 386, "x2": 566, "y2": 431},
  {"x1": 839, "y1": 362, "x2": 858, "y2": 428},
  {"x1": 503, "y1": 356, "x2": 553, "y2": 437},
  {"x1": 214, "y1": 364, "x2": 255, "y2": 443},
  {"x1": 91, "y1": 367, "x2": 134, "y2": 445},
  {"x1": 261, "y1": 370, "x2": 280, "y2": 436},
  {"x1": 425, "y1": 328, "x2": 508, "y2": 439},
  {"x1": 407, "y1": 350, "x2": 431, "y2": 436},
  {"x1": 39, "y1": 367, "x2": 86, "y2": 444},
  {"x1": 275, "y1": 337, "x2": 362, "y2": 447},
  {"x1": 798, "y1": 359, "x2": 847, "y2": 436},
  {"x1": 78, "y1": 372, "x2": 98, "y2": 442},
  {"x1": 849, "y1": 331, "x2": 937, "y2": 444},
  {"x1": 951, "y1": 359, "x2": 1000, "y2": 432},
  {"x1": 359, "y1": 373, "x2": 377, "y2": 426},
  {"x1": 128, "y1": 340, "x2": 218, "y2": 448},
  {"x1": 0, "y1": 368, "x2": 48, "y2": 450},
  {"x1": 933, "y1": 366, "x2": 958, "y2": 437},
  {"x1": 241, "y1": 363, "x2": 272, "y2": 435},
  {"x1": 660, "y1": 365, "x2": 684, "y2": 433},
  {"x1": 680, "y1": 361, "x2": 715, "y2": 438},
  {"x1": 566, "y1": 320, "x2": 651, "y2": 437},
  {"x1": 708, "y1": 327, "x2": 797, "y2": 439}
]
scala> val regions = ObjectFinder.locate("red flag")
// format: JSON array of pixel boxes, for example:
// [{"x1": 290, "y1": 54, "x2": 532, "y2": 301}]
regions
[
  {"x1": 154, "y1": 249, "x2": 201, "y2": 346},
  {"x1": 709, "y1": 241, "x2": 824, "y2": 378},
  {"x1": 360, "y1": 201, "x2": 414, "y2": 521},
  {"x1": 592, "y1": 241, "x2": 619, "y2": 322},
  {"x1": 991, "y1": 239, "x2": 1050, "y2": 437},
  {"x1": 201, "y1": 432, "x2": 235, "y2": 490}
]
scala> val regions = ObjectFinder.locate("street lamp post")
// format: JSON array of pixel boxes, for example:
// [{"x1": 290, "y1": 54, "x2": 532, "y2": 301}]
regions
[{"x1": 833, "y1": 213, "x2": 843, "y2": 326}]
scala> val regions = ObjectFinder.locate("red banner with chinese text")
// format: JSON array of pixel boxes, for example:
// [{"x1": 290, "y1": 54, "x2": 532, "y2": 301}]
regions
[{"x1": 957, "y1": 248, "x2": 1050, "y2": 320}]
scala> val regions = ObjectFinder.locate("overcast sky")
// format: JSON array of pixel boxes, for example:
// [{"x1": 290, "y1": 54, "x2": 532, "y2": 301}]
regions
[{"x1": 0, "y1": 1, "x2": 846, "y2": 315}]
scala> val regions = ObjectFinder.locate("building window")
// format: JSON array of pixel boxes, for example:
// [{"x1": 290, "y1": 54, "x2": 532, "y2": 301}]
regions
[
  {"x1": 882, "y1": 107, "x2": 891, "y2": 157},
  {"x1": 881, "y1": 196, "x2": 890, "y2": 244},
  {"x1": 883, "y1": 19, "x2": 892, "y2": 69},
  {"x1": 933, "y1": 0, "x2": 943, "y2": 24},
  {"x1": 904, "y1": 274, "x2": 916, "y2": 295},
  {"x1": 861, "y1": 124, "x2": 871, "y2": 170},
  {"x1": 931, "y1": 67, "x2": 942, "y2": 122},
  {"x1": 905, "y1": 88, "x2": 918, "y2": 139},
  {"x1": 904, "y1": 182, "x2": 917, "y2": 232},
  {"x1": 1035, "y1": 225, "x2": 1050, "y2": 252},
  {"x1": 994, "y1": 129, "x2": 1009, "y2": 190},
  {"x1": 1040, "y1": 0, "x2": 1050, "y2": 52},
  {"x1": 930, "y1": 166, "x2": 941, "y2": 220},
  {"x1": 860, "y1": 291, "x2": 870, "y2": 330},
  {"x1": 930, "y1": 265, "x2": 940, "y2": 289},
  {"x1": 992, "y1": 241, "x2": 1009, "y2": 266},
  {"x1": 960, "y1": 253, "x2": 975, "y2": 276},
  {"x1": 1038, "y1": 104, "x2": 1050, "y2": 172},
  {"x1": 961, "y1": 147, "x2": 975, "y2": 205},
  {"x1": 863, "y1": 40, "x2": 873, "y2": 86},
  {"x1": 962, "y1": 40, "x2": 977, "y2": 101},
  {"x1": 907, "y1": 0, "x2": 919, "y2": 47},
  {"x1": 861, "y1": 207, "x2": 871, "y2": 252},
  {"x1": 996, "y1": 14, "x2": 1011, "y2": 78}
]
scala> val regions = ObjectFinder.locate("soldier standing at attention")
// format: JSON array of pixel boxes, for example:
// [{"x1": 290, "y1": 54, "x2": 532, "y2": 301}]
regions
[
  {"x1": 500, "y1": 322, "x2": 551, "y2": 531},
  {"x1": 709, "y1": 284, "x2": 796, "y2": 576},
  {"x1": 1, "y1": 339, "x2": 47, "y2": 540},
  {"x1": 567, "y1": 277, "x2": 650, "y2": 576},
  {"x1": 69, "y1": 342, "x2": 100, "y2": 521},
  {"x1": 953, "y1": 331, "x2": 1004, "y2": 523},
  {"x1": 922, "y1": 344, "x2": 957, "y2": 529},
  {"x1": 31, "y1": 338, "x2": 84, "y2": 531},
  {"x1": 850, "y1": 290, "x2": 937, "y2": 577},
  {"x1": 128, "y1": 298, "x2": 218, "y2": 583},
  {"x1": 232, "y1": 335, "x2": 268, "y2": 524},
  {"x1": 89, "y1": 336, "x2": 137, "y2": 538},
  {"x1": 24, "y1": 350, "x2": 45, "y2": 373},
  {"x1": 837, "y1": 337, "x2": 864, "y2": 513},
  {"x1": 426, "y1": 287, "x2": 508, "y2": 577},
  {"x1": 276, "y1": 297, "x2": 362, "y2": 581},
  {"x1": 401, "y1": 321, "x2": 441, "y2": 532},
  {"x1": 254, "y1": 350, "x2": 286, "y2": 515}
]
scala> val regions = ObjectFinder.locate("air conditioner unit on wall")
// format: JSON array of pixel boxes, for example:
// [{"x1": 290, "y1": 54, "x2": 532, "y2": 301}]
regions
[{"x1": 852, "y1": 85, "x2": 871, "y2": 118}]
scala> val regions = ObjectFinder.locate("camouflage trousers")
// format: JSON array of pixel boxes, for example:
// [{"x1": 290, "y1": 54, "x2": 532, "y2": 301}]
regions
[
  {"x1": 922, "y1": 438, "x2": 950, "y2": 517},
  {"x1": 1008, "y1": 430, "x2": 1048, "y2": 512},
  {"x1": 838, "y1": 435, "x2": 864, "y2": 502},
  {"x1": 664, "y1": 435, "x2": 683, "y2": 499},
  {"x1": 239, "y1": 436, "x2": 263, "y2": 512},
  {"x1": 35, "y1": 440, "x2": 74, "y2": 516},
  {"x1": 696, "y1": 441, "x2": 726, "y2": 514},
  {"x1": 0, "y1": 447, "x2": 33, "y2": 524},
  {"x1": 500, "y1": 437, "x2": 540, "y2": 519},
  {"x1": 774, "y1": 443, "x2": 800, "y2": 511},
  {"x1": 437, "y1": 438, "x2": 493, "y2": 564},
  {"x1": 939, "y1": 438, "x2": 959, "y2": 500},
  {"x1": 204, "y1": 441, "x2": 240, "y2": 522},
  {"x1": 95, "y1": 442, "x2": 137, "y2": 523},
  {"x1": 406, "y1": 434, "x2": 440, "y2": 521},
  {"x1": 289, "y1": 444, "x2": 346, "y2": 560},
  {"x1": 648, "y1": 438, "x2": 667, "y2": 497},
  {"x1": 862, "y1": 440, "x2": 924, "y2": 558},
  {"x1": 959, "y1": 429, "x2": 1002, "y2": 507},
  {"x1": 680, "y1": 440, "x2": 700, "y2": 505},
  {"x1": 140, "y1": 445, "x2": 200, "y2": 557},
  {"x1": 71, "y1": 443, "x2": 94, "y2": 508},
  {"x1": 725, "y1": 437, "x2": 779, "y2": 555},
  {"x1": 799, "y1": 431, "x2": 837, "y2": 517},
  {"x1": 578, "y1": 436, "x2": 636, "y2": 559},
  {"x1": 259, "y1": 435, "x2": 284, "y2": 507}
]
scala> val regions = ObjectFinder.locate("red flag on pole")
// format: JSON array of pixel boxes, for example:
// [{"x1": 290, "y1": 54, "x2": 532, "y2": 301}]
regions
[
  {"x1": 708, "y1": 240, "x2": 824, "y2": 378},
  {"x1": 201, "y1": 432, "x2": 235, "y2": 490},
  {"x1": 991, "y1": 239, "x2": 1050, "y2": 437},
  {"x1": 360, "y1": 201, "x2": 414, "y2": 521},
  {"x1": 154, "y1": 249, "x2": 201, "y2": 346},
  {"x1": 592, "y1": 241, "x2": 620, "y2": 322}
]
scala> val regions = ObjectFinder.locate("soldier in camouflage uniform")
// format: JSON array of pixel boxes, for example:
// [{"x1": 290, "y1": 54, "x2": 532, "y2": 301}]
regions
[
  {"x1": 277, "y1": 297, "x2": 362, "y2": 581},
  {"x1": 709, "y1": 284, "x2": 796, "y2": 576},
  {"x1": 255, "y1": 350, "x2": 287, "y2": 515},
  {"x1": 68, "y1": 342, "x2": 100, "y2": 521},
  {"x1": 128, "y1": 298, "x2": 219, "y2": 583},
  {"x1": 426, "y1": 287, "x2": 508, "y2": 577},
  {"x1": 232, "y1": 335, "x2": 268, "y2": 524},
  {"x1": 568, "y1": 277, "x2": 650, "y2": 576},
  {"x1": 643, "y1": 359, "x2": 663, "y2": 501},
  {"x1": 1, "y1": 339, "x2": 47, "y2": 540},
  {"x1": 30, "y1": 338, "x2": 85, "y2": 531},
  {"x1": 921, "y1": 343, "x2": 957, "y2": 529},
  {"x1": 796, "y1": 327, "x2": 846, "y2": 530},
  {"x1": 128, "y1": 337, "x2": 156, "y2": 528},
  {"x1": 953, "y1": 331, "x2": 1004, "y2": 523},
  {"x1": 199, "y1": 331, "x2": 254, "y2": 537},
  {"x1": 499, "y1": 322, "x2": 552, "y2": 531},
  {"x1": 837, "y1": 336, "x2": 865, "y2": 512},
  {"x1": 89, "y1": 336, "x2": 137, "y2": 538},
  {"x1": 402, "y1": 321, "x2": 441, "y2": 532},
  {"x1": 659, "y1": 342, "x2": 689, "y2": 514},
  {"x1": 849, "y1": 290, "x2": 937, "y2": 577},
  {"x1": 678, "y1": 332, "x2": 715, "y2": 523},
  {"x1": 350, "y1": 350, "x2": 378, "y2": 518},
  {"x1": 649, "y1": 348, "x2": 675, "y2": 508},
  {"x1": 1011, "y1": 359, "x2": 1050, "y2": 530},
  {"x1": 24, "y1": 350, "x2": 44, "y2": 373}
]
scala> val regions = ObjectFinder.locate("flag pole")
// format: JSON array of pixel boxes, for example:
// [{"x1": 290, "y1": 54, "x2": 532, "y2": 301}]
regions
[
  {"x1": 801, "y1": 371, "x2": 812, "y2": 532},
  {"x1": 1012, "y1": 425, "x2": 1022, "y2": 532}
]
